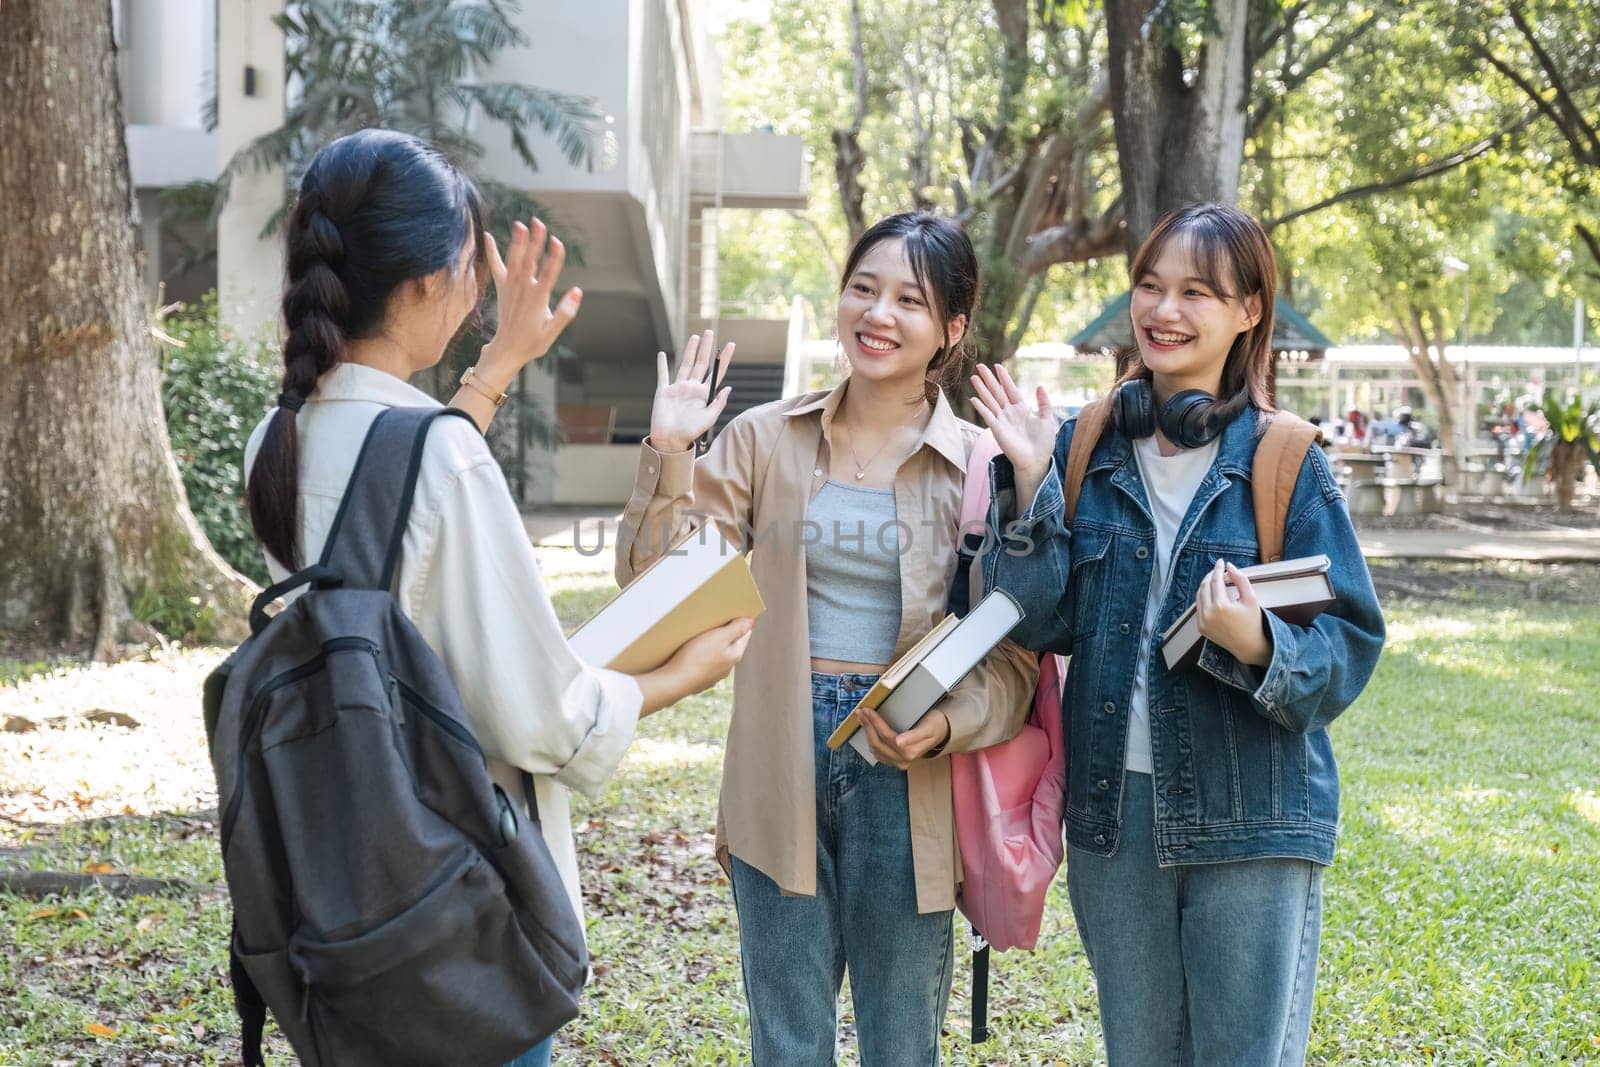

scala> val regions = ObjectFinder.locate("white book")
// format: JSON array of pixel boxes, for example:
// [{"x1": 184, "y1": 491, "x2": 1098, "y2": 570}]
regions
[
  {"x1": 824, "y1": 589, "x2": 1024, "y2": 766},
  {"x1": 568, "y1": 528, "x2": 764, "y2": 675},
  {"x1": 1160, "y1": 554, "x2": 1334, "y2": 672}
]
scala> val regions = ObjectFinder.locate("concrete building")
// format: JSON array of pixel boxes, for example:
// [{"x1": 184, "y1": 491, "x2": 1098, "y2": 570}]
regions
[{"x1": 120, "y1": 0, "x2": 806, "y2": 506}]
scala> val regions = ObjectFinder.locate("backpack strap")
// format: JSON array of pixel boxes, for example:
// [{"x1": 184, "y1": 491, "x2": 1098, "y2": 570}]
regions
[
  {"x1": 1251, "y1": 412, "x2": 1323, "y2": 563},
  {"x1": 1062, "y1": 397, "x2": 1112, "y2": 527},
  {"x1": 319, "y1": 407, "x2": 478, "y2": 591}
]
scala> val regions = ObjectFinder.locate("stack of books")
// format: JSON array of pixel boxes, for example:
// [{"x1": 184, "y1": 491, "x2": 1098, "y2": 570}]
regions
[
  {"x1": 827, "y1": 589, "x2": 1024, "y2": 765},
  {"x1": 1160, "y1": 554, "x2": 1334, "y2": 671}
]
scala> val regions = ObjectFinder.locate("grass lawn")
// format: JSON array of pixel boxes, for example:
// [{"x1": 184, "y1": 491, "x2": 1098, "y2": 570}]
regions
[{"x1": 2, "y1": 560, "x2": 1598, "y2": 1064}]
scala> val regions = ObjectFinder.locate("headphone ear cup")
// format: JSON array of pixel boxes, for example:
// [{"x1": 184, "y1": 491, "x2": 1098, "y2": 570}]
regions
[
  {"x1": 1112, "y1": 379, "x2": 1156, "y2": 439},
  {"x1": 1159, "y1": 389, "x2": 1219, "y2": 449}
]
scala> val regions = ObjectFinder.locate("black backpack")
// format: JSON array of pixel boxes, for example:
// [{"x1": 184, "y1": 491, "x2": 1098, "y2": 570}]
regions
[{"x1": 203, "y1": 407, "x2": 587, "y2": 1066}]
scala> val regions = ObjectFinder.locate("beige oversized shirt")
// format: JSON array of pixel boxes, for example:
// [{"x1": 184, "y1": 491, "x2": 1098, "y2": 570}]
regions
[{"x1": 616, "y1": 381, "x2": 1039, "y2": 913}]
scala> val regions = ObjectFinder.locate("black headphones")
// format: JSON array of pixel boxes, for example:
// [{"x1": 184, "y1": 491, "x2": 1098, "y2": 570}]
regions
[{"x1": 1110, "y1": 378, "x2": 1248, "y2": 450}]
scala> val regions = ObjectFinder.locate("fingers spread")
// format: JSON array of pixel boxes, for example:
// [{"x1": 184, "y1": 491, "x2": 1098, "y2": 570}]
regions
[
  {"x1": 657, "y1": 351, "x2": 670, "y2": 389},
  {"x1": 1036, "y1": 385, "x2": 1051, "y2": 419}
]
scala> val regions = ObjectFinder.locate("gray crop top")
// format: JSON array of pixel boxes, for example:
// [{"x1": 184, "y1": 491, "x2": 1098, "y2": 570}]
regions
[{"x1": 804, "y1": 480, "x2": 902, "y2": 663}]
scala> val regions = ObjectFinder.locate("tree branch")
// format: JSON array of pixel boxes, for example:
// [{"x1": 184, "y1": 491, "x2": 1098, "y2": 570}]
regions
[
  {"x1": 1575, "y1": 223, "x2": 1600, "y2": 280},
  {"x1": 1265, "y1": 115, "x2": 1534, "y2": 230},
  {"x1": 1507, "y1": 0, "x2": 1600, "y2": 161}
]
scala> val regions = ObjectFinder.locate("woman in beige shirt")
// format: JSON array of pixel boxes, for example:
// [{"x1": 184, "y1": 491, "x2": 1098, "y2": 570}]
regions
[{"x1": 617, "y1": 213, "x2": 1038, "y2": 1064}]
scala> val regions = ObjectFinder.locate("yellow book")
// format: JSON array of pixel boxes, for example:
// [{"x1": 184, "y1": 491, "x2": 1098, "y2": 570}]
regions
[{"x1": 568, "y1": 528, "x2": 765, "y2": 675}]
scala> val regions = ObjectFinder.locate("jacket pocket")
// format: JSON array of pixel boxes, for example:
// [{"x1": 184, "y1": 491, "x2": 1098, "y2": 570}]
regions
[
  {"x1": 1067, "y1": 526, "x2": 1113, "y2": 642},
  {"x1": 290, "y1": 852, "x2": 558, "y2": 1067}
]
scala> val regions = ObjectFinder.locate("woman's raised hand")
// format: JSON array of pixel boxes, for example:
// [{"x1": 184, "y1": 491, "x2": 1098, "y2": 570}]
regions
[
  {"x1": 969, "y1": 363, "x2": 1056, "y2": 481},
  {"x1": 478, "y1": 218, "x2": 582, "y2": 375},
  {"x1": 649, "y1": 330, "x2": 735, "y2": 454}
]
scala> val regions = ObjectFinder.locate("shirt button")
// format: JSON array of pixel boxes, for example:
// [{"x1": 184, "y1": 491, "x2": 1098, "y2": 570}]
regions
[
  {"x1": 813, "y1": 467, "x2": 823, "y2": 477},
  {"x1": 646, "y1": 466, "x2": 656, "y2": 475},
  {"x1": 1094, "y1": 833, "x2": 1107, "y2": 845},
  {"x1": 1135, "y1": 546, "x2": 1150, "y2": 560},
  {"x1": 1119, "y1": 622, "x2": 1130, "y2": 634},
  {"x1": 1102, "y1": 701, "x2": 1115, "y2": 715}
]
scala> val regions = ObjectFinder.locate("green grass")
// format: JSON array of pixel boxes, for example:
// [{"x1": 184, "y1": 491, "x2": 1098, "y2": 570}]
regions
[{"x1": 3, "y1": 576, "x2": 1599, "y2": 1063}]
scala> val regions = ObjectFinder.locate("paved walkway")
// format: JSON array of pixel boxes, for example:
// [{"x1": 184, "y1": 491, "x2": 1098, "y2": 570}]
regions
[{"x1": 524, "y1": 508, "x2": 1600, "y2": 563}]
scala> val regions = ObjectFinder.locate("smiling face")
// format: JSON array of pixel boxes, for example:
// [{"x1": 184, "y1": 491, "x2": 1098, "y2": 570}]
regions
[
  {"x1": 1129, "y1": 235, "x2": 1262, "y2": 399},
  {"x1": 835, "y1": 236, "x2": 965, "y2": 391}
]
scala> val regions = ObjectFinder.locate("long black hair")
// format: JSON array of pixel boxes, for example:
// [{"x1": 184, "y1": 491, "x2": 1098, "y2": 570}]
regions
[
  {"x1": 838, "y1": 212, "x2": 980, "y2": 402},
  {"x1": 247, "y1": 129, "x2": 484, "y2": 568}
]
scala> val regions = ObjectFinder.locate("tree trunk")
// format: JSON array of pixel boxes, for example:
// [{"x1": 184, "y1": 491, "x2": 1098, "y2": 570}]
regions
[
  {"x1": 0, "y1": 1, "x2": 252, "y2": 659},
  {"x1": 832, "y1": 0, "x2": 870, "y2": 247},
  {"x1": 1105, "y1": 0, "x2": 1253, "y2": 253}
]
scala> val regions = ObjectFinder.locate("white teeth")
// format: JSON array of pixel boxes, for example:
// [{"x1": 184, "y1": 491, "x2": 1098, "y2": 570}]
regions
[
  {"x1": 857, "y1": 334, "x2": 896, "y2": 351},
  {"x1": 1150, "y1": 330, "x2": 1192, "y2": 344}
]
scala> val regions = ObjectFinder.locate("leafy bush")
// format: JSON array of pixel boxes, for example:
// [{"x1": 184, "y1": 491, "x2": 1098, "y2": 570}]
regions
[{"x1": 156, "y1": 293, "x2": 277, "y2": 585}]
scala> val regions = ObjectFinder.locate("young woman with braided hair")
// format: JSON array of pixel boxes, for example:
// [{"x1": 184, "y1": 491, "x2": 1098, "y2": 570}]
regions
[{"x1": 243, "y1": 129, "x2": 752, "y2": 1066}]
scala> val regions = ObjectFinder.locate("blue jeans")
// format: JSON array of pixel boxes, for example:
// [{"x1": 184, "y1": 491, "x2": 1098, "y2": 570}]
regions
[
  {"x1": 1067, "y1": 772, "x2": 1323, "y2": 1066},
  {"x1": 502, "y1": 1036, "x2": 552, "y2": 1067},
  {"x1": 728, "y1": 672, "x2": 955, "y2": 1066}
]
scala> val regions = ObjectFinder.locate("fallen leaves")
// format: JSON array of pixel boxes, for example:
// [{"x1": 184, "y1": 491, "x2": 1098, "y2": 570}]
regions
[{"x1": 84, "y1": 1022, "x2": 117, "y2": 1038}]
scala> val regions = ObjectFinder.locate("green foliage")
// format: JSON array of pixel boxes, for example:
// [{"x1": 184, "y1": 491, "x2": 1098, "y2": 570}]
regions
[
  {"x1": 718, "y1": 0, "x2": 1600, "y2": 352},
  {"x1": 156, "y1": 293, "x2": 278, "y2": 586},
  {"x1": 130, "y1": 585, "x2": 222, "y2": 646},
  {"x1": 1521, "y1": 389, "x2": 1600, "y2": 492}
]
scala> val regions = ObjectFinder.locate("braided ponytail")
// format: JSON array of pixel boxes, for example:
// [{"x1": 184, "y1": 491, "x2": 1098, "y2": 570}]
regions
[{"x1": 247, "y1": 129, "x2": 482, "y2": 569}]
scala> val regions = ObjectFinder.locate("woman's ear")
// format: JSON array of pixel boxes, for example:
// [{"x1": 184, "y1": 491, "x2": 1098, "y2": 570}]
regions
[
  {"x1": 1241, "y1": 292, "x2": 1263, "y2": 331},
  {"x1": 945, "y1": 313, "x2": 967, "y2": 351}
]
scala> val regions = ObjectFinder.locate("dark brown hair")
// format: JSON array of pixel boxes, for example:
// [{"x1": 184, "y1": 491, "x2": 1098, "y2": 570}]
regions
[
  {"x1": 247, "y1": 129, "x2": 483, "y2": 569},
  {"x1": 838, "y1": 212, "x2": 980, "y2": 402},
  {"x1": 1117, "y1": 202, "x2": 1278, "y2": 411}
]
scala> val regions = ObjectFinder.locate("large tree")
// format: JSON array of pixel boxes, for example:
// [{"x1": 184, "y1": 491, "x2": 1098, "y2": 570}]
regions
[{"x1": 0, "y1": 1, "x2": 250, "y2": 659}]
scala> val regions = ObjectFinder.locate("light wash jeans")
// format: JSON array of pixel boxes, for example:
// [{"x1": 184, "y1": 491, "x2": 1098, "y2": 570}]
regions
[
  {"x1": 1067, "y1": 772, "x2": 1324, "y2": 1066},
  {"x1": 729, "y1": 672, "x2": 955, "y2": 1066},
  {"x1": 502, "y1": 1035, "x2": 552, "y2": 1067}
]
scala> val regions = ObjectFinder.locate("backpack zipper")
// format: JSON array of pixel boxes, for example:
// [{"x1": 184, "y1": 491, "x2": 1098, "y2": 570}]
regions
[
  {"x1": 391, "y1": 676, "x2": 485, "y2": 759},
  {"x1": 219, "y1": 637, "x2": 390, "y2": 850}
]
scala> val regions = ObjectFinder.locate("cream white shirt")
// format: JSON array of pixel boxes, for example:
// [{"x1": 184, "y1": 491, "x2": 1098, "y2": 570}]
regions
[
  {"x1": 1126, "y1": 434, "x2": 1219, "y2": 774},
  {"x1": 245, "y1": 362, "x2": 642, "y2": 924}
]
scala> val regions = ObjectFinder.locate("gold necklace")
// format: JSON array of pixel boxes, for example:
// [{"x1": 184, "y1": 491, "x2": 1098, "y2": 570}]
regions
[{"x1": 841, "y1": 404, "x2": 928, "y2": 480}]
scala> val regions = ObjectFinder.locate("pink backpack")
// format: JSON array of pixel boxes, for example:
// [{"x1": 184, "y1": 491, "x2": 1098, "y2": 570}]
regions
[
  {"x1": 949, "y1": 429, "x2": 1068, "y2": 1042},
  {"x1": 951, "y1": 430, "x2": 1067, "y2": 950}
]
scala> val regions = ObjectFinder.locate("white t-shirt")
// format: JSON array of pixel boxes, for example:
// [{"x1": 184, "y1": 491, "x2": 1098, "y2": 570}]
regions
[
  {"x1": 1125, "y1": 434, "x2": 1219, "y2": 774},
  {"x1": 245, "y1": 362, "x2": 643, "y2": 925}
]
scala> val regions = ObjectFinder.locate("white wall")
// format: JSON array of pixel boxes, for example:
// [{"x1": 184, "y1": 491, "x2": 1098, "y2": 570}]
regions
[{"x1": 216, "y1": 0, "x2": 287, "y2": 339}]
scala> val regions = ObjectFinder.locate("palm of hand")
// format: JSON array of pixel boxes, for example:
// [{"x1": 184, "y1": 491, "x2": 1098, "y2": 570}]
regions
[
  {"x1": 649, "y1": 331, "x2": 734, "y2": 451},
  {"x1": 653, "y1": 378, "x2": 719, "y2": 447},
  {"x1": 969, "y1": 362, "x2": 1056, "y2": 475}
]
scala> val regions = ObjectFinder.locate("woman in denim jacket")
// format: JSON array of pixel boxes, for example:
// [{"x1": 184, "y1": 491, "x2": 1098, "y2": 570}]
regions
[{"x1": 969, "y1": 203, "x2": 1384, "y2": 1065}]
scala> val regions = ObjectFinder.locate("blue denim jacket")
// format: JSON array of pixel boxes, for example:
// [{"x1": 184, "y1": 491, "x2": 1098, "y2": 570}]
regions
[{"x1": 981, "y1": 407, "x2": 1385, "y2": 867}]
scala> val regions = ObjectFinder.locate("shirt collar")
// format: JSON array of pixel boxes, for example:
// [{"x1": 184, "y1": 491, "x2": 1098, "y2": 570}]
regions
[
  {"x1": 310, "y1": 361, "x2": 443, "y2": 409},
  {"x1": 783, "y1": 377, "x2": 967, "y2": 472}
]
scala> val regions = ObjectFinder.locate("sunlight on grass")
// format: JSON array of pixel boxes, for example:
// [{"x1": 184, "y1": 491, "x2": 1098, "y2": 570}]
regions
[
  {"x1": 623, "y1": 736, "x2": 723, "y2": 768},
  {"x1": 1572, "y1": 790, "x2": 1600, "y2": 825}
]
